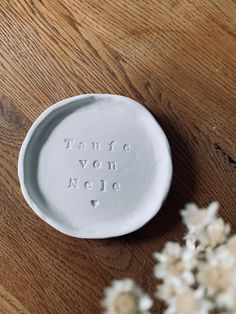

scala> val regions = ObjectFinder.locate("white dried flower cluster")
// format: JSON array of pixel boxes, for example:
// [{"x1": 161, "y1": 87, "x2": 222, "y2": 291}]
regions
[
  {"x1": 101, "y1": 279, "x2": 153, "y2": 314},
  {"x1": 102, "y1": 202, "x2": 236, "y2": 314},
  {"x1": 181, "y1": 201, "x2": 230, "y2": 250},
  {"x1": 154, "y1": 202, "x2": 236, "y2": 314}
]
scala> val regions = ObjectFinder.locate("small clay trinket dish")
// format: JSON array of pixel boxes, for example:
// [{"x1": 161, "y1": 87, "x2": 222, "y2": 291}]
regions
[{"x1": 18, "y1": 94, "x2": 172, "y2": 238}]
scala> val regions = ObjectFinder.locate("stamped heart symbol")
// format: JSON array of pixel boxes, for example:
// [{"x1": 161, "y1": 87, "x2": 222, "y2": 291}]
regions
[{"x1": 91, "y1": 200, "x2": 100, "y2": 208}]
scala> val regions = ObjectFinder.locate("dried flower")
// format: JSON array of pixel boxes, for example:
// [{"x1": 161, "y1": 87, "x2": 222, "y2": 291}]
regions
[
  {"x1": 198, "y1": 251, "x2": 234, "y2": 295},
  {"x1": 181, "y1": 202, "x2": 219, "y2": 233},
  {"x1": 157, "y1": 282, "x2": 178, "y2": 301},
  {"x1": 101, "y1": 279, "x2": 153, "y2": 314},
  {"x1": 181, "y1": 202, "x2": 228, "y2": 250},
  {"x1": 164, "y1": 286, "x2": 213, "y2": 314},
  {"x1": 199, "y1": 218, "x2": 230, "y2": 248},
  {"x1": 213, "y1": 236, "x2": 236, "y2": 267},
  {"x1": 154, "y1": 242, "x2": 196, "y2": 286}
]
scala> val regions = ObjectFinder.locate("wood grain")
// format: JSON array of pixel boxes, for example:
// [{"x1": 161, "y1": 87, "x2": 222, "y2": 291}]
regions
[
  {"x1": 0, "y1": 0, "x2": 235, "y2": 313},
  {"x1": 0, "y1": 285, "x2": 30, "y2": 314}
]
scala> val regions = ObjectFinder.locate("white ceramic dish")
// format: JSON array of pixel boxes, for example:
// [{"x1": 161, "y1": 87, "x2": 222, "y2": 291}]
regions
[{"x1": 18, "y1": 94, "x2": 172, "y2": 238}]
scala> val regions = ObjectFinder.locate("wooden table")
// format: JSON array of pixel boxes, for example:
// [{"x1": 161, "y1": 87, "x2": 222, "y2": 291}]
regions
[{"x1": 0, "y1": 1, "x2": 235, "y2": 313}]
